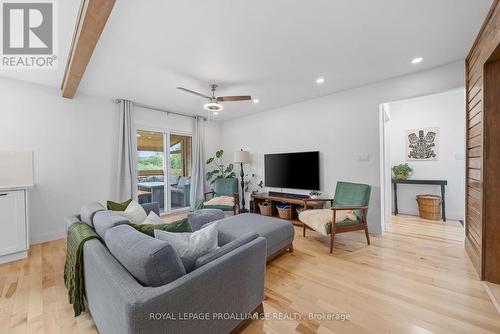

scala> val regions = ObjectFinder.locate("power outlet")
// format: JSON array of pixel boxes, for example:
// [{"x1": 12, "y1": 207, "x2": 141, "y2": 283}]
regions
[{"x1": 358, "y1": 154, "x2": 370, "y2": 162}]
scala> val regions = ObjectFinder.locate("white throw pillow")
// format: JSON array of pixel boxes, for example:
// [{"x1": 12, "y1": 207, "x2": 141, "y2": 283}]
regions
[
  {"x1": 142, "y1": 211, "x2": 163, "y2": 225},
  {"x1": 203, "y1": 196, "x2": 234, "y2": 207},
  {"x1": 120, "y1": 200, "x2": 147, "y2": 224},
  {"x1": 299, "y1": 209, "x2": 358, "y2": 236},
  {"x1": 154, "y1": 223, "x2": 218, "y2": 270}
]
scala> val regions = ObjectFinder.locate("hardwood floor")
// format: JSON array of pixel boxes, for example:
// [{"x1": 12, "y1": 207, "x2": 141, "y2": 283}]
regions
[
  {"x1": 484, "y1": 282, "x2": 500, "y2": 316},
  {"x1": 1, "y1": 215, "x2": 499, "y2": 333}
]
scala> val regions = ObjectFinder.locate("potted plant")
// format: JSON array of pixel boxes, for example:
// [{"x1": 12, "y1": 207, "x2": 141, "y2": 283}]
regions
[
  {"x1": 309, "y1": 190, "x2": 322, "y2": 199},
  {"x1": 205, "y1": 150, "x2": 236, "y2": 184},
  {"x1": 392, "y1": 163, "x2": 413, "y2": 180}
]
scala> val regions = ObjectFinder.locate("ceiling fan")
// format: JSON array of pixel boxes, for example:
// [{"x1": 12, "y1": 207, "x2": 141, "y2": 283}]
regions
[{"x1": 177, "y1": 84, "x2": 251, "y2": 112}]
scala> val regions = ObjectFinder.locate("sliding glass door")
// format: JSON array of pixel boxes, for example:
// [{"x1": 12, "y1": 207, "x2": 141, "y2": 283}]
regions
[
  {"x1": 169, "y1": 134, "x2": 192, "y2": 211},
  {"x1": 137, "y1": 130, "x2": 166, "y2": 211},
  {"x1": 136, "y1": 129, "x2": 192, "y2": 214}
]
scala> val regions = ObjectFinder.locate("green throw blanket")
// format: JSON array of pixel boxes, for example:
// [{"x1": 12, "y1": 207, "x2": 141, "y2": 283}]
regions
[{"x1": 64, "y1": 222, "x2": 99, "y2": 316}]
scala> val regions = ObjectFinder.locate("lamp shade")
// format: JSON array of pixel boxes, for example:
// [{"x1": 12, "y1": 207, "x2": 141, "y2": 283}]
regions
[{"x1": 234, "y1": 150, "x2": 250, "y2": 163}]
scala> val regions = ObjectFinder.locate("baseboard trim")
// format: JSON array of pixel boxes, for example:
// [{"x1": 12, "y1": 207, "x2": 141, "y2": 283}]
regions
[
  {"x1": 483, "y1": 282, "x2": 500, "y2": 316},
  {"x1": 30, "y1": 230, "x2": 66, "y2": 245},
  {"x1": 391, "y1": 212, "x2": 464, "y2": 221},
  {"x1": 0, "y1": 251, "x2": 28, "y2": 264}
]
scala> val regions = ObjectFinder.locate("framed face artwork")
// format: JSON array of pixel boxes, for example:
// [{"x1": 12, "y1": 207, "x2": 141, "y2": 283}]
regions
[{"x1": 406, "y1": 128, "x2": 439, "y2": 161}]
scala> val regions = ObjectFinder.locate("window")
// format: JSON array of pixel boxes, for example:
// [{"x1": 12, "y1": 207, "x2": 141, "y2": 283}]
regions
[{"x1": 136, "y1": 130, "x2": 192, "y2": 213}]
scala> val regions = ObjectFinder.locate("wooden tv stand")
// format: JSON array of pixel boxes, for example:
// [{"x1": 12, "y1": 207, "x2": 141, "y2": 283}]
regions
[{"x1": 251, "y1": 192, "x2": 333, "y2": 221}]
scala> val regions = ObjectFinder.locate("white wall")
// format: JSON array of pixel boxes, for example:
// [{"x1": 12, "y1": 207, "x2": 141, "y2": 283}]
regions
[
  {"x1": 204, "y1": 121, "x2": 222, "y2": 168},
  {"x1": 0, "y1": 77, "x2": 221, "y2": 243},
  {"x1": 219, "y1": 61, "x2": 465, "y2": 233},
  {"x1": 135, "y1": 106, "x2": 194, "y2": 134},
  {"x1": 387, "y1": 90, "x2": 465, "y2": 220},
  {"x1": 0, "y1": 77, "x2": 118, "y2": 243}
]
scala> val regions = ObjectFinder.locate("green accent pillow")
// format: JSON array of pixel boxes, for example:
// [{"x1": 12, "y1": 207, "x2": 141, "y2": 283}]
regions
[
  {"x1": 107, "y1": 199, "x2": 132, "y2": 211},
  {"x1": 129, "y1": 218, "x2": 192, "y2": 237}
]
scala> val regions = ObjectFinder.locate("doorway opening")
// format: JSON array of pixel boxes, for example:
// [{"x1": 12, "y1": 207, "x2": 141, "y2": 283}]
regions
[
  {"x1": 136, "y1": 130, "x2": 192, "y2": 214},
  {"x1": 379, "y1": 89, "x2": 467, "y2": 232}
]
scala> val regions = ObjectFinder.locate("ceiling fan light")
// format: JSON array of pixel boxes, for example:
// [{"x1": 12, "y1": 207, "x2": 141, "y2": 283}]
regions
[{"x1": 204, "y1": 102, "x2": 223, "y2": 112}]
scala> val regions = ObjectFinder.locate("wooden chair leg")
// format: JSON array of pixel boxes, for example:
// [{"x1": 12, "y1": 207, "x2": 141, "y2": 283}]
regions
[
  {"x1": 330, "y1": 210, "x2": 337, "y2": 253},
  {"x1": 302, "y1": 223, "x2": 306, "y2": 237},
  {"x1": 330, "y1": 232, "x2": 335, "y2": 253},
  {"x1": 360, "y1": 209, "x2": 370, "y2": 245}
]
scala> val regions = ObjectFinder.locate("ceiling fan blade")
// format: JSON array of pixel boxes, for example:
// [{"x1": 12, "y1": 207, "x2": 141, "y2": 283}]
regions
[
  {"x1": 216, "y1": 96, "x2": 252, "y2": 102},
  {"x1": 177, "y1": 87, "x2": 211, "y2": 99}
]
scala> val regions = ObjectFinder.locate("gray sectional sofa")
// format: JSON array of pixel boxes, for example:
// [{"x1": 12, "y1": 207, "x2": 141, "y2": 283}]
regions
[
  {"x1": 66, "y1": 201, "x2": 296, "y2": 334},
  {"x1": 188, "y1": 209, "x2": 295, "y2": 260},
  {"x1": 65, "y1": 202, "x2": 267, "y2": 334}
]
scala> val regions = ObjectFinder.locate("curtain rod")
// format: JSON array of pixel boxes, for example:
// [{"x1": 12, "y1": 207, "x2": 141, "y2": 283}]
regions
[{"x1": 113, "y1": 99, "x2": 207, "y2": 121}]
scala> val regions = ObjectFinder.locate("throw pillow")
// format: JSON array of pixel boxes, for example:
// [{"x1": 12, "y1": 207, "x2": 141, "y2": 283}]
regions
[
  {"x1": 142, "y1": 211, "x2": 163, "y2": 225},
  {"x1": 203, "y1": 196, "x2": 234, "y2": 207},
  {"x1": 194, "y1": 232, "x2": 258, "y2": 269},
  {"x1": 120, "y1": 200, "x2": 147, "y2": 224},
  {"x1": 154, "y1": 223, "x2": 218, "y2": 271},
  {"x1": 298, "y1": 209, "x2": 359, "y2": 236},
  {"x1": 163, "y1": 218, "x2": 192, "y2": 233},
  {"x1": 129, "y1": 218, "x2": 192, "y2": 237},
  {"x1": 107, "y1": 199, "x2": 132, "y2": 211}
]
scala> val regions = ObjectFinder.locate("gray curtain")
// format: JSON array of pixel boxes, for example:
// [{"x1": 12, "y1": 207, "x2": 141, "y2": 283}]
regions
[
  {"x1": 115, "y1": 99, "x2": 138, "y2": 201},
  {"x1": 190, "y1": 116, "x2": 205, "y2": 209}
]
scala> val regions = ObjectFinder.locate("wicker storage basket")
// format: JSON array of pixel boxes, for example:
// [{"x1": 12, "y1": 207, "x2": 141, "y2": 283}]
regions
[
  {"x1": 416, "y1": 195, "x2": 441, "y2": 220},
  {"x1": 296, "y1": 206, "x2": 305, "y2": 216},
  {"x1": 277, "y1": 205, "x2": 292, "y2": 220},
  {"x1": 258, "y1": 201, "x2": 273, "y2": 216}
]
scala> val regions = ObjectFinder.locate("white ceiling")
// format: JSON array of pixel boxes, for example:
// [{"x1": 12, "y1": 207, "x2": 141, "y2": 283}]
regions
[{"x1": 0, "y1": 0, "x2": 492, "y2": 120}]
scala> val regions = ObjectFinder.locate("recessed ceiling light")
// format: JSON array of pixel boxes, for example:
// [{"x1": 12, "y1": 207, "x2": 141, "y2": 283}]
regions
[
  {"x1": 316, "y1": 77, "x2": 325, "y2": 84},
  {"x1": 213, "y1": 111, "x2": 219, "y2": 116},
  {"x1": 136, "y1": 133, "x2": 141, "y2": 137},
  {"x1": 253, "y1": 99, "x2": 259, "y2": 104},
  {"x1": 411, "y1": 57, "x2": 423, "y2": 64}
]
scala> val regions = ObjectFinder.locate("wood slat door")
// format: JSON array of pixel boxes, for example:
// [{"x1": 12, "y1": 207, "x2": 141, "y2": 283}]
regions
[{"x1": 465, "y1": 0, "x2": 500, "y2": 279}]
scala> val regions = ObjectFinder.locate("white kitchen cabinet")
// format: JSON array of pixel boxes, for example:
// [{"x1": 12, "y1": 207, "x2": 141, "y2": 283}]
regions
[{"x1": 0, "y1": 187, "x2": 30, "y2": 264}]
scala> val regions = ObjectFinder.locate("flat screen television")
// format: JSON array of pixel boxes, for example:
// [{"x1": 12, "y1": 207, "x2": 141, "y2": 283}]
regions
[{"x1": 264, "y1": 151, "x2": 319, "y2": 190}]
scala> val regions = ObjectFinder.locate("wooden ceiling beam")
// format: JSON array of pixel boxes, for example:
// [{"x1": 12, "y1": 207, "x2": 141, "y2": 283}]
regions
[{"x1": 61, "y1": 0, "x2": 116, "y2": 99}]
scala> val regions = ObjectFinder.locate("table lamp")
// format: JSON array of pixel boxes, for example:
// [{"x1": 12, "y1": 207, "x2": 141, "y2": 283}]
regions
[{"x1": 234, "y1": 149, "x2": 250, "y2": 213}]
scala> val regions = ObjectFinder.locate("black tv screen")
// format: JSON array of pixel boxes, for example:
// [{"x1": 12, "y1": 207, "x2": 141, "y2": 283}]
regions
[{"x1": 264, "y1": 151, "x2": 320, "y2": 190}]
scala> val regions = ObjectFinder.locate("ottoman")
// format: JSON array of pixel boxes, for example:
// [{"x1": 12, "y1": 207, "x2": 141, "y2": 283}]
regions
[{"x1": 216, "y1": 213, "x2": 295, "y2": 260}]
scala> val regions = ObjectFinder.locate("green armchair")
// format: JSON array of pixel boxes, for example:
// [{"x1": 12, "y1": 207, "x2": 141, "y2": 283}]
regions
[
  {"x1": 301, "y1": 181, "x2": 371, "y2": 253},
  {"x1": 203, "y1": 177, "x2": 240, "y2": 215}
]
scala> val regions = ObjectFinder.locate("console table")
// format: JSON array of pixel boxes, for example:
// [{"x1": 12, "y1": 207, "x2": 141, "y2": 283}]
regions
[
  {"x1": 251, "y1": 193, "x2": 333, "y2": 221},
  {"x1": 392, "y1": 179, "x2": 448, "y2": 221}
]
